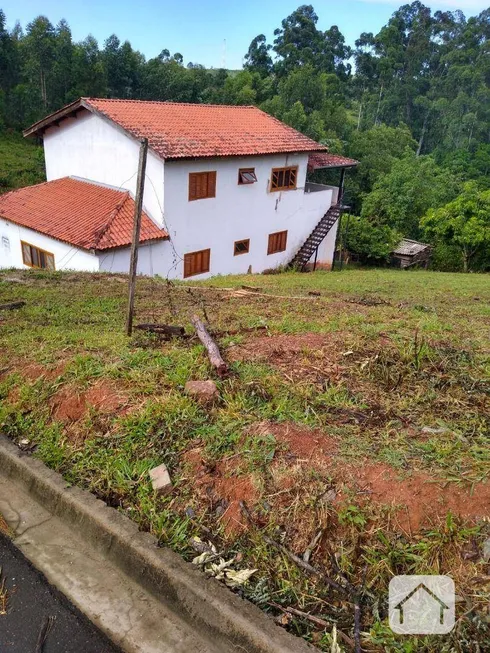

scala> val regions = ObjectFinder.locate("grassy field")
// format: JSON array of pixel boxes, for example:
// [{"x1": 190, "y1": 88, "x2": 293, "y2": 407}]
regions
[
  {"x1": 0, "y1": 131, "x2": 45, "y2": 194},
  {"x1": 0, "y1": 268, "x2": 489, "y2": 651}
]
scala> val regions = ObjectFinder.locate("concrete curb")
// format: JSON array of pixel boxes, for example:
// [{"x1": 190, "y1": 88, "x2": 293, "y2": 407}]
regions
[{"x1": 0, "y1": 435, "x2": 314, "y2": 653}]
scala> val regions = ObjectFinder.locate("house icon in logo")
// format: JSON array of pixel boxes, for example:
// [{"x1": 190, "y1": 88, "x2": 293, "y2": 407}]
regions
[
  {"x1": 395, "y1": 583, "x2": 449, "y2": 625},
  {"x1": 389, "y1": 575, "x2": 455, "y2": 635}
]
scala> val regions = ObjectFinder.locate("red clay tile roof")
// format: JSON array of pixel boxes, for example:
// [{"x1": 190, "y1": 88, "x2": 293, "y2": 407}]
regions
[
  {"x1": 308, "y1": 152, "x2": 358, "y2": 172},
  {"x1": 24, "y1": 98, "x2": 328, "y2": 160},
  {"x1": 0, "y1": 177, "x2": 167, "y2": 251}
]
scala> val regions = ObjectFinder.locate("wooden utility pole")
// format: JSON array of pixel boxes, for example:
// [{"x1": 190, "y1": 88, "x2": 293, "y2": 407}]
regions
[{"x1": 126, "y1": 138, "x2": 148, "y2": 336}]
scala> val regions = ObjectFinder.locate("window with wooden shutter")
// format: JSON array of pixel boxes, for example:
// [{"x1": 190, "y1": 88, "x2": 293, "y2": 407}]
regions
[
  {"x1": 184, "y1": 248, "x2": 211, "y2": 277},
  {"x1": 267, "y1": 231, "x2": 288, "y2": 255},
  {"x1": 21, "y1": 241, "x2": 55, "y2": 270},
  {"x1": 188, "y1": 171, "x2": 217, "y2": 201},
  {"x1": 270, "y1": 166, "x2": 298, "y2": 192}
]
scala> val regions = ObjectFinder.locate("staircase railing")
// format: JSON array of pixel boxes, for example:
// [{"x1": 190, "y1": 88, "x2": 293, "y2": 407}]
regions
[{"x1": 288, "y1": 194, "x2": 352, "y2": 272}]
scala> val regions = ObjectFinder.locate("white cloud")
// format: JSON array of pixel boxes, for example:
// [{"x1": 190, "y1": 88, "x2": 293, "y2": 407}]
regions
[{"x1": 358, "y1": 0, "x2": 489, "y2": 11}]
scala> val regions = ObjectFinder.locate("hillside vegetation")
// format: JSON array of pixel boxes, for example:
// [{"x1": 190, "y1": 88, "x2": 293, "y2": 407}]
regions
[
  {"x1": 0, "y1": 131, "x2": 44, "y2": 193},
  {"x1": 1, "y1": 268, "x2": 489, "y2": 650}
]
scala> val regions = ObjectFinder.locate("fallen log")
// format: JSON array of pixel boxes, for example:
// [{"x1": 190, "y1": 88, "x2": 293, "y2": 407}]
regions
[
  {"x1": 0, "y1": 301, "x2": 26, "y2": 311},
  {"x1": 135, "y1": 323, "x2": 185, "y2": 337},
  {"x1": 191, "y1": 315, "x2": 229, "y2": 377}
]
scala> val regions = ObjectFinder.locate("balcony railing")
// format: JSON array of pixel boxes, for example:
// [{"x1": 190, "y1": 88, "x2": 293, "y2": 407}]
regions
[{"x1": 305, "y1": 182, "x2": 339, "y2": 204}]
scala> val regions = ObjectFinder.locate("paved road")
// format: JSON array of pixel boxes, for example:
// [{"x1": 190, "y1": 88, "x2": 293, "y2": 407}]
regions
[{"x1": 0, "y1": 533, "x2": 120, "y2": 653}]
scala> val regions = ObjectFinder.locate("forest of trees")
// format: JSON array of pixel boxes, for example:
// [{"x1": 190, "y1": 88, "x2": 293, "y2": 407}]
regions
[{"x1": 0, "y1": 3, "x2": 489, "y2": 271}]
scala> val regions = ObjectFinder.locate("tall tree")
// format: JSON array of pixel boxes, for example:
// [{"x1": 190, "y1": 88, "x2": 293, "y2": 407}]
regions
[
  {"x1": 22, "y1": 16, "x2": 56, "y2": 111},
  {"x1": 422, "y1": 183, "x2": 490, "y2": 271},
  {"x1": 244, "y1": 35, "x2": 273, "y2": 77}
]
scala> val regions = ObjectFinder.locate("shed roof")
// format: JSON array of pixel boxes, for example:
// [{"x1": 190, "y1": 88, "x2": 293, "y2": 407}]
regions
[
  {"x1": 0, "y1": 177, "x2": 167, "y2": 251},
  {"x1": 24, "y1": 98, "x2": 329, "y2": 161},
  {"x1": 393, "y1": 239, "x2": 431, "y2": 256}
]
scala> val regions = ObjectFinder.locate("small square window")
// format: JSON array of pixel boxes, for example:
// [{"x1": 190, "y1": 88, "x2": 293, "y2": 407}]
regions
[
  {"x1": 234, "y1": 239, "x2": 250, "y2": 256},
  {"x1": 184, "y1": 248, "x2": 211, "y2": 277},
  {"x1": 189, "y1": 171, "x2": 216, "y2": 201},
  {"x1": 267, "y1": 230, "x2": 288, "y2": 255},
  {"x1": 238, "y1": 168, "x2": 257, "y2": 185},
  {"x1": 270, "y1": 166, "x2": 298, "y2": 192}
]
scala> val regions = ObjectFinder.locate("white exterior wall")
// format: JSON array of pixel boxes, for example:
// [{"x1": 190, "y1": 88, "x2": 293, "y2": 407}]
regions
[
  {"x1": 163, "y1": 154, "x2": 335, "y2": 279},
  {"x1": 0, "y1": 219, "x2": 98, "y2": 271},
  {"x1": 43, "y1": 112, "x2": 165, "y2": 226},
  {"x1": 313, "y1": 219, "x2": 339, "y2": 267},
  {"x1": 306, "y1": 184, "x2": 340, "y2": 268},
  {"x1": 97, "y1": 240, "x2": 174, "y2": 277}
]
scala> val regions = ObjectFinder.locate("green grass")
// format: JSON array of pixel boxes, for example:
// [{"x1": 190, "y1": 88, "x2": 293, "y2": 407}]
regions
[
  {"x1": 0, "y1": 267, "x2": 489, "y2": 650},
  {"x1": 0, "y1": 131, "x2": 45, "y2": 194}
]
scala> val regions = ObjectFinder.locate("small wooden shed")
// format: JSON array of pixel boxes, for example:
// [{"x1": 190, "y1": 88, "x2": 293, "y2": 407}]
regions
[{"x1": 391, "y1": 239, "x2": 432, "y2": 269}]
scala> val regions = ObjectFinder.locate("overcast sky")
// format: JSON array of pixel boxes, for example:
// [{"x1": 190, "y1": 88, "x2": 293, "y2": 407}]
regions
[{"x1": 2, "y1": 0, "x2": 488, "y2": 69}]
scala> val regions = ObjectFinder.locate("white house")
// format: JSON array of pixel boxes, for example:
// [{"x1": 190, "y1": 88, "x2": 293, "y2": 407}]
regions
[{"x1": 0, "y1": 98, "x2": 357, "y2": 279}]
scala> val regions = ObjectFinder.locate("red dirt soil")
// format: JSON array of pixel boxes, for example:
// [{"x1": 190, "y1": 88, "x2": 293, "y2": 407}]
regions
[
  {"x1": 50, "y1": 380, "x2": 128, "y2": 423},
  {"x1": 341, "y1": 462, "x2": 490, "y2": 533},
  {"x1": 262, "y1": 421, "x2": 490, "y2": 532},
  {"x1": 182, "y1": 448, "x2": 259, "y2": 536},
  {"x1": 183, "y1": 422, "x2": 490, "y2": 537},
  {"x1": 23, "y1": 361, "x2": 67, "y2": 382},
  {"x1": 227, "y1": 333, "x2": 346, "y2": 382}
]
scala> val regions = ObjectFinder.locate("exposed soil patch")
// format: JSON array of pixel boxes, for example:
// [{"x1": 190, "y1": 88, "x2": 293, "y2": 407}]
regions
[
  {"x1": 182, "y1": 448, "x2": 260, "y2": 537},
  {"x1": 253, "y1": 420, "x2": 339, "y2": 461},
  {"x1": 51, "y1": 387, "x2": 86, "y2": 422},
  {"x1": 185, "y1": 422, "x2": 490, "y2": 538},
  {"x1": 227, "y1": 332, "x2": 348, "y2": 382},
  {"x1": 22, "y1": 361, "x2": 67, "y2": 382},
  {"x1": 84, "y1": 380, "x2": 127, "y2": 414},
  {"x1": 50, "y1": 380, "x2": 128, "y2": 425},
  {"x1": 334, "y1": 462, "x2": 490, "y2": 533}
]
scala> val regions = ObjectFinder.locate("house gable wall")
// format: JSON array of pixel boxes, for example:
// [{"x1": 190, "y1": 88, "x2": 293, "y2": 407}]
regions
[
  {"x1": 0, "y1": 219, "x2": 99, "y2": 272},
  {"x1": 43, "y1": 112, "x2": 165, "y2": 226},
  {"x1": 163, "y1": 154, "x2": 334, "y2": 279}
]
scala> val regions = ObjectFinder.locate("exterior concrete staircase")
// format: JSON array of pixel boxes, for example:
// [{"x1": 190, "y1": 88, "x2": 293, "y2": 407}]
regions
[{"x1": 289, "y1": 203, "x2": 347, "y2": 271}]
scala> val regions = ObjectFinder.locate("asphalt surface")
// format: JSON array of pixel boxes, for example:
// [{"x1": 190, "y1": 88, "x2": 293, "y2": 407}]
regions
[{"x1": 0, "y1": 533, "x2": 121, "y2": 653}]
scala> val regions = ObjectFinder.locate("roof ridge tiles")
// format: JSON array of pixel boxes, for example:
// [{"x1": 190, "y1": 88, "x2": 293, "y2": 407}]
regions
[
  {"x1": 90, "y1": 190, "x2": 131, "y2": 249},
  {"x1": 83, "y1": 97, "x2": 257, "y2": 109}
]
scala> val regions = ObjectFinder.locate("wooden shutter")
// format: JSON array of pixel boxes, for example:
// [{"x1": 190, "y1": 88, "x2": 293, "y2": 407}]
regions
[
  {"x1": 21, "y1": 242, "x2": 32, "y2": 266},
  {"x1": 207, "y1": 171, "x2": 216, "y2": 198},
  {"x1": 184, "y1": 248, "x2": 211, "y2": 278},
  {"x1": 280, "y1": 231, "x2": 287, "y2": 250},
  {"x1": 189, "y1": 172, "x2": 217, "y2": 201},
  {"x1": 268, "y1": 231, "x2": 288, "y2": 255},
  {"x1": 189, "y1": 173, "x2": 198, "y2": 201}
]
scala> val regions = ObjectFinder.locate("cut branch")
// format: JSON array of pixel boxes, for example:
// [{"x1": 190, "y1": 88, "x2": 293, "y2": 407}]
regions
[
  {"x1": 191, "y1": 314, "x2": 229, "y2": 377},
  {"x1": 263, "y1": 536, "x2": 348, "y2": 596},
  {"x1": 135, "y1": 323, "x2": 186, "y2": 337},
  {"x1": 269, "y1": 602, "x2": 355, "y2": 648}
]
